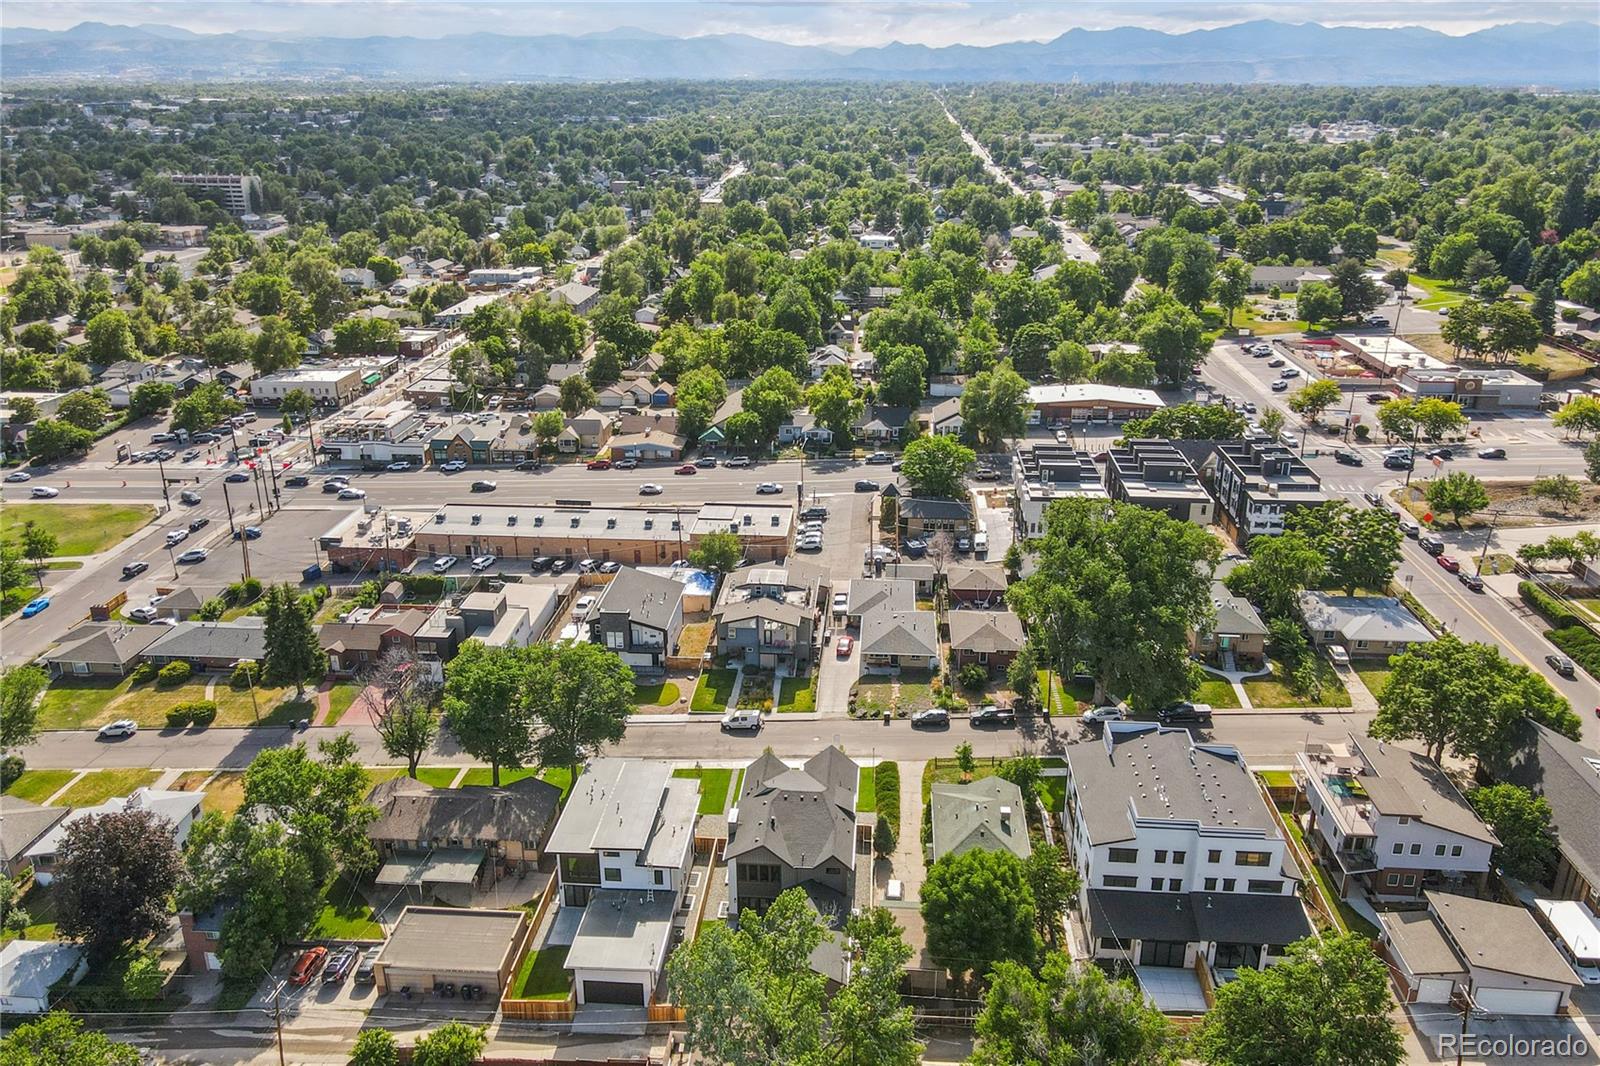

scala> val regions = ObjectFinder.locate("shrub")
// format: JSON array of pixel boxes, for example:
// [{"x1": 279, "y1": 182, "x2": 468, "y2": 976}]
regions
[
  {"x1": 958, "y1": 662, "x2": 989, "y2": 693},
  {"x1": 1353, "y1": 423, "x2": 1370, "y2": 441},
  {"x1": 0, "y1": 753, "x2": 26, "y2": 789},
  {"x1": 166, "y1": 708, "x2": 192, "y2": 728},
  {"x1": 194, "y1": 597, "x2": 226, "y2": 621},
  {"x1": 1549, "y1": 626, "x2": 1600, "y2": 681},
  {"x1": 229, "y1": 661, "x2": 259, "y2": 690},
  {"x1": 130, "y1": 662, "x2": 158, "y2": 685},
  {"x1": 355, "y1": 580, "x2": 381, "y2": 608},
  {"x1": 874, "y1": 817, "x2": 897, "y2": 857},
  {"x1": 187, "y1": 701, "x2": 217, "y2": 727},
  {"x1": 156, "y1": 661, "x2": 192, "y2": 687},
  {"x1": 874, "y1": 760, "x2": 902, "y2": 854},
  {"x1": 241, "y1": 577, "x2": 263, "y2": 602},
  {"x1": 398, "y1": 573, "x2": 444, "y2": 599},
  {"x1": 1520, "y1": 581, "x2": 1583, "y2": 629}
]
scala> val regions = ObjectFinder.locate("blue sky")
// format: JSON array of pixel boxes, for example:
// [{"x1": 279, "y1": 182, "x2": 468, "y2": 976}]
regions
[{"x1": 7, "y1": 1, "x2": 1595, "y2": 47}]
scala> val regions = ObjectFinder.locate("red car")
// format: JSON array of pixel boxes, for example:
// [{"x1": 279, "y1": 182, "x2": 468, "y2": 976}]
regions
[
  {"x1": 585, "y1": 459, "x2": 611, "y2": 471},
  {"x1": 1436, "y1": 555, "x2": 1460, "y2": 573},
  {"x1": 836, "y1": 635, "x2": 854, "y2": 657},
  {"x1": 288, "y1": 946, "x2": 327, "y2": 986},
  {"x1": 675, "y1": 464, "x2": 697, "y2": 475}
]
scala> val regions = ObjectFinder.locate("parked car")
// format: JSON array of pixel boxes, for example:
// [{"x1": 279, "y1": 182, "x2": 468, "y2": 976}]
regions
[
  {"x1": 972, "y1": 467, "x2": 1002, "y2": 481},
  {"x1": 121, "y1": 561, "x2": 149, "y2": 579},
  {"x1": 432, "y1": 555, "x2": 459, "y2": 573},
  {"x1": 338, "y1": 487, "x2": 367, "y2": 500},
  {"x1": 1436, "y1": 554, "x2": 1461, "y2": 573},
  {"x1": 902, "y1": 538, "x2": 927, "y2": 557},
  {"x1": 796, "y1": 534, "x2": 823, "y2": 551},
  {"x1": 613, "y1": 458, "x2": 639, "y2": 470},
  {"x1": 721, "y1": 710, "x2": 762, "y2": 732},
  {"x1": 514, "y1": 459, "x2": 541, "y2": 471},
  {"x1": 577, "y1": 558, "x2": 598, "y2": 574},
  {"x1": 386, "y1": 461, "x2": 413, "y2": 471},
  {"x1": 724, "y1": 455, "x2": 751, "y2": 468},
  {"x1": 1419, "y1": 534, "x2": 1446, "y2": 556},
  {"x1": 800, "y1": 506, "x2": 829, "y2": 520},
  {"x1": 177, "y1": 548, "x2": 209, "y2": 563},
  {"x1": 1271, "y1": 380, "x2": 1289, "y2": 392},
  {"x1": 97, "y1": 719, "x2": 138, "y2": 739},
  {"x1": 1082, "y1": 704, "x2": 1127, "y2": 724},
  {"x1": 1458, "y1": 571, "x2": 1485, "y2": 592},
  {"x1": 639, "y1": 483, "x2": 663, "y2": 495},
  {"x1": 529, "y1": 556, "x2": 554, "y2": 573},
  {"x1": 128, "y1": 605, "x2": 159, "y2": 622},
  {"x1": 695, "y1": 456, "x2": 718, "y2": 469},
  {"x1": 1157, "y1": 701, "x2": 1213, "y2": 725},
  {"x1": 1280, "y1": 367, "x2": 1300, "y2": 379},
  {"x1": 470, "y1": 555, "x2": 497, "y2": 572},
  {"x1": 865, "y1": 451, "x2": 894, "y2": 464},
  {"x1": 354, "y1": 946, "x2": 382, "y2": 985},
  {"x1": 1327, "y1": 646, "x2": 1351, "y2": 667},
  {"x1": 1547, "y1": 653, "x2": 1578, "y2": 678},
  {"x1": 549, "y1": 558, "x2": 572, "y2": 574},
  {"x1": 3, "y1": 471, "x2": 30, "y2": 483},
  {"x1": 225, "y1": 472, "x2": 250, "y2": 483},
  {"x1": 289, "y1": 946, "x2": 328, "y2": 986},
  {"x1": 910, "y1": 708, "x2": 950, "y2": 728},
  {"x1": 30, "y1": 486, "x2": 59, "y2": 498},
  {"x1": 597, "y1": 561, "x2": 621, "y2": 574},
  {"x1": 20, "y1": 596, "x2": 50, "y2": 618},
  {"x1": 470, "y1": 480, "x2": 497, "y2": 492},
  {"x1": 1478, "y1": 447, "x2": 1507, "y2": 459},
  {"x1": 1266, "y1": 356, "x2": 1286, "y2": 367},
  {"x1": 323, "y1": 946, "x2": 360, "y2": 984},
  {"x1": 756, "y1": 481, "x2": 783, "y2": 494},
  {"x1": 854, "y1": 479, "x2": 880, "y2": 492},
  {"x1": 832, "y1": 591, "x2": 849, "y2": 613},
  {"x1": 573, "y1": 594, "x2": 596, "y2": 617},
  {"x1": 836, "y1": 635, "x2": 854, "y2": 657},
  {"x1": 674, "y1": 464, "x2": 697, "y2": 475},
  {"x1": 1399, "y1": 519, "x2": 1420, "y2": 538},
  {"x1": 971, "y1": 705, "x2": 1017, "y2": 728},
  {"x1": 441, "y1": 460, "x2": 469, "y2": 472},
  {"x1": 955, "y1": 536, "x2": 972, "y2": 552}
]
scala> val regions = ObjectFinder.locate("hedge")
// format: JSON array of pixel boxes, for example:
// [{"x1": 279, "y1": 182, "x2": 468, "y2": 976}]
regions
[
  {"x1": 229, "y1": 660, "x2": 259, "y2": 690},
  {"x1": 156, "y1": 661, "x2": 193, "y2": 687},
  {"x1": 1520, "y1": 581, "x2": 1584, "y2": 630},
  {"x1": 874, "y1": 761, "x2": 901, "y2": 858},
  {"x1": 1549, "y1": 627, "x2": 1600, "y2": 682},
  {"x1": 166, "y1": 700, "x2": 217, "y2": 728},
  {"x1": 130, "y1": 662, "x2": 158, "y2": 685},
  {"x1": 399, "y1": 573, "x2": 444, "y2": 599}
]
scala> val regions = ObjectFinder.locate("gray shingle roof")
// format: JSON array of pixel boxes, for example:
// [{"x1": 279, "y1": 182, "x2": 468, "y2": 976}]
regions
[
  {"x1": 897, "y1": 497, "x2": 973, "y2": 521},
  {"x1": 44, "y1": 622, "x2": 163, "y2": 667},
  {"x1": 947, "y1": 610, "x2": 1023, "y2": 655},
  {"x1": 1426, "y1": 891, "x2": 1579, "y2": 986},
  {"x1": 845, "y1": 579, "x2": 914, "y2": 618},
  {"x1": 931, "y1": 777, "x2": 1032, "y2": 862},
  {"x1": 1350, "y1": 735, "x2": 1495, "y2": 843},
  {"x1": 594, "y1": 567, "x2": 684, "y2": 632},
  {"x1": 859, "y1": 608, "x2": 939, "y2": 659},
  {"x1": 1087, "y1": 888, "x2": 1312, "y2": 946},
  {"x1": 1380, "y1": 910, "x2": 1467, "y2": 976},
  {"x1": 728, "y1": 747, "x2": 857, "y2": 872},
  {"x1": 366, "y1": 775, "x2": 560, "y2": 846},
  {"x1": 0, "y1": 799, "x2": 67, "y2": 863},
  {"x1": 144, "y1": 617, "x2": 268, "y2": 662},
  {"x1": 1485, "y1": 721, "x2": 1600, "y2": 892}
]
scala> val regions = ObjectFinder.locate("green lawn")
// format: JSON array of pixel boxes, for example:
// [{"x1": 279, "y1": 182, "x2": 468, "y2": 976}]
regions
[
  {"x1": 776, "y1": 675, "x2": 815, "y2": 713},
  {"x1": 414, "y1": 766, "x2": 461, "y2": 788},
  {"x1": 1353, "y1": 663, "x2": 1394, "y2": 699},
  {"x1": 456, "y1": 766, "x2": 579, "y2": 802},
  {"x1": 0, "y1": 503, "x2": 156, "y2": 557},
  {"x1": 36, "y1": 675, "x2": 300, "y2": 730},
  {"x1": 1281, "y1": 816, "x2": 1380, "y2": 940},
  {"x1": 856, "y1": 766, "x2": 876, "y2": 813},
  {"x1": 324, "y1": 683, "x2": 363, "y2": 726},
  {"x1": 633, "y1": 681, "x2": 682, "y2": 708},
  {"x1": 1193, "y1": 677, "x2": 1243, "y2": 709},
  {"x1": 51, "y1": 769, "x2": 159, "y2": 807},
  {"x1": 672, "y1": 767, "x2": 735, "y2": 815},
  {"x1": 4, "y1": 769, "x2": 76, "y2": 804},
  {"x1": 307, "y1": 876, "x2": 383, "y2": 940},
  {"x1": 691, "y1": 669, "x2": 739, "y2": 713},
  {"x1": 1257, "y1": 770, "x2": 1297, "y2": 790},
  {"x1": 1409, "y1": 274, "x2": 1472, "y2": 311},
  {"x1": 173, "y1": 770, "x2": 247, "y2": 815},
  {"x1": 509, "y1": 945, "x2": 571, "y2": 999},
  {"x1": 1037, "y1": 775, "x2": 1066, "y2": 813},
  {"x1": 0, "y1": 882, "x2": 58, "y2": 944},
  {"x1": 1242, "y1": 661, "x2": 1352, "y2": 709}
]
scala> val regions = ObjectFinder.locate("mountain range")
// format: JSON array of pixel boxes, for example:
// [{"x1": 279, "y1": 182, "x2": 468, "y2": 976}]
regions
[{"x1": 4, "y1": 19, "x2": 1598, "y2": 87}]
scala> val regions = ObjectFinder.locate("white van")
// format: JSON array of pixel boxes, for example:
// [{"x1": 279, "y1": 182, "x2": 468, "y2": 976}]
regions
[
  {"x1": 721, "y1": 710, "x2": 762, "y2": 732},
  {"x1": 973, "y1": 525, "x2": 989, "y2": 555}
]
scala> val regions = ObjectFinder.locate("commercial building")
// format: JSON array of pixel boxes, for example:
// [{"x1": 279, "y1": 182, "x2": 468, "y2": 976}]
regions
[
  {"x1": 1103, "y1": 439, "x2": 1214, "y2": 525},
  {"x1": 467, "y1": 266, "x2": 542, "y2": 288},
  {"x1": 1296, "y1": 734, "x2": 1494, "y2": 901},
  {"x1": 1026, "y1": 383, "x2": 1164, "y2": 424},
  {"x1": 251, "y1": 363, "x2": 383, "y2": 407},
  {"x1": 1202, "y1": 440, "x2": 1328, "y2": 540},
  {"x1": 164, "y1": 173, "x2": 261, "y2": 215},
  {"x1": 1063, "y1": 724, "x2": 1312, "y2": 977},
  {"x1": 317, "y1": 401, "x2": 441, "y2": 465},
  {"x1": 371, "y1": 906, "x2": 527, "y2": 997},
  {"x1": 1397, "y1": 364, "x2": 1542, "y2": 412},
  {"x1": 1011, "y1": 444, "x2": 1109, "y2": 538},
  {"x1": 410, "y1": 502, "x2": 794, "y2": 565}
]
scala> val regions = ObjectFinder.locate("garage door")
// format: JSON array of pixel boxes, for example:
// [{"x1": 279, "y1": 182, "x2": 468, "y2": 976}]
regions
[
  {"x1": 1473, "y1": 986, "x2": 1563, "y2": 1016},
  {"x1": 583, "y1": 979, "x2": 645, "y2": 1005},
  {"x1": 1414, "y1": 977, "x2": 1454, "y2": 1004}
]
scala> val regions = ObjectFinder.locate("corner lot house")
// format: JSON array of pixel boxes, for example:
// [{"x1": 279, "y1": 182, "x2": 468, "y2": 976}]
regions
[
  {"x1": 545, "y1": 760, "x2": 699, "y2": 1006},
  {"x1": 727, "y1": 747, "x2": 862, "y2": 916},
  {"x1": 1296, "y1": 734, "x2": 1494, "y2": 900},
  {"x1": 1381, "y1": 891, "x2": 1580, "y2": 1015},
  {"x1": 1063, "y1": 724, "x2": 1312, "y2": 982},
  {"x1": 930, "y1": 777, "x2": 1031, "y2": 863},
  {"x1": 42, "y1": 622, "x2": 163, "y2": 677},
  {"x1": 371, "y1": 906, "x2": 527, "y2": 997},
  {"x1": 1297, "y1": 592, "x2": 1434, "y2": 657}
]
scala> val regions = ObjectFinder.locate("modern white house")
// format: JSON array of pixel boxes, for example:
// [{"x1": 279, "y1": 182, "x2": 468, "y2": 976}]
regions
[
  {"x1": 543, "y1": 760, "x2": 699, "y2": 1006},
  {"x1": 1062, "y1": 724, "x2": 1313, "y2": 982},
  {"x1": 1295, "y1": 734, "x2": 1495, "y2": 901}
]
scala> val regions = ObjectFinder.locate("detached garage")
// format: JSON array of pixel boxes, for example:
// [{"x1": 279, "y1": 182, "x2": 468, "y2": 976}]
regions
[
  {"x1": 1381, "y1": 892, "x2": 1580, "y2": 1016},
  {"x1": 564, "y1": 890, "x2": 679, "y2": 1007},
  {"x1": 372, "y1": 906, "x2": 527, "y2": 998}
]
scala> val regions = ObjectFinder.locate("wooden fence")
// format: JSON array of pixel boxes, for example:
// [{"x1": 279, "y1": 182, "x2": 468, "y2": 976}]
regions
[{"x1": 498, "y1": 877, "x2": 576, "y2": 1023}]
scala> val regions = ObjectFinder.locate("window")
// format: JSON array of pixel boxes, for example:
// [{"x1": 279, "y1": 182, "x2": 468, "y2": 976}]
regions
[
  {"x1": 1222, "y1": 879, "x2": 1236, "y2": 892},
  {"x1": 1435, "y1": 844, "x2": 1446, "y2": 857},
  {"x1": 1398, "y1": 817, "x2": 1410, "y2": 825},
  {"x1": 1108, "y1": 848, "x2": 1138, "y2": 864},
  {"x1": 602, "y1": 867, "x2": 622, "y2": 883},
  {"x1": 1386, "y1": 874, "x2": 1400, "y2": 887},
  {"x1": 604, "y1": 630, "x2": 624, "y2": 650},
  {"x1": 1208, "y1": 849, "x2": 1221, "y2": 863},
  {"x1": 1450, "y1": 845, "x2": 1462, "y2": 857},
  {"x1": 1235, "y1": 851, "x2": 1271, "y2": 867},
  {"x1": 1392, "y1": 842, "x2": 1403, "y2": 855},
  {"x1": 1172, "y1": 851, "x2": 1186, "y2": 864},
  {"x1": 1204, "y1": 878, "x2": 1218, "y2": 891},
  {"x1": 826, "y1": 866, "x2": 840, "y2": 875},
  {"x1": 1155, "y1": 850, "x2": 1168, "y2": 863},
  {"x1": 1402, "y1": 874, "x2": 1417, "y2": 887},
  {"x1": 1168, "y1": 879, "x2": 1182, "y2": 892},
  {"x1": 1410, "y1": 843, "x2": 1421, "y2": 856},
  {"x1": 1247, "y1": 880, "x2": 1283, "y2": 894},
  {"x1": 1150, "y1": 878, "x2": 1164, "y2": 890},
  {"x1": 653, "y1": 869, "x2": 666, "y2": 886},
  {"x1": 1103, "y1": 875, "x2": 1138, "y2": 889},
  {"x1": 1100, "y1": 936, "x2": 1131, "y2": 951}
]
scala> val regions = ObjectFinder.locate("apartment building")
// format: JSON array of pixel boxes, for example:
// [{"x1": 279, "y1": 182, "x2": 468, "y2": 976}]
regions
[
  {"x1": 1011, "y1": 443, "x2": 1109, "y2": 538},
  {"x1": 1202, "y1": 440, "x2": 1328, "y2": 540},
  {"x1": 1103, "y1": 439, "x2": 1214, "y2": 525}
]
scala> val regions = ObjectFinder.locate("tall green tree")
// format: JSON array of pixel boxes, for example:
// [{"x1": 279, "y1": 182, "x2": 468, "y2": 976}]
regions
[
  {"x1": 261, "y1": 582, "x2": 323, "y2": 697},
  {"x1": 443, "y1": 641, "x2": 537, "y2": 786},
  {"x1": 1468, "y1": 783, "x2": 1558, "y2": 883},
  {"x1": 1197, "y1": 933, "x2": 1403, "y2": 1066},
  {"x1": 1008, "y1": 498, "x2": 1218, "y2": 708},
  {"x1": 689, "y1": 529, "x2": 743, "y2": 577},
  {"x1": 348, "y1": 1029, "x2": 399, "y2": 1066},
  {"x1": 1023, "y1": 843, "x2": 1079, "y2": 943},
  {"x1": 242, "y1": 733, "x2": 377, "y2": 880},
  {"x1": 1286, "y1": 378, "x2": 1341, "y2": 425},
  {"x1": 0, "y1": 1012, "x2": 140, "y2": 1066},
  {"x1": 1286, "y1": 502, "x2": 1402, "y2": 596},
  {"x1": 971, "y1": 953, "x2": 1175, "y2": 1066},
  {"x1": 820, "y1": 909, "x2": 923, "y2": 1066},
  {"x1": 921, "y1": 848, "x2": 1039, "y2": 981},
  {"x1": 1136, "y1": 304, "x2": 1207, "y2": 386},
  {"x1": 900, "y1": 435, "x2": 975, "y2": 499},
  {"x1": 411, "y1": 1022, "x2": 488, "y2": 1066},
  {"x1": 1423, "y1": 471, "x2": 1490, "y2": 527},
  {"x1": 55, "y1": 808, "x2": 181, "y2": 960},
  {"x1": 21, "y1": 522, "x2": 57, "y2": 586},
  {"x1": 960, "y1": 360, "x2": 1029, "y2": 449},
  {"x1": 1212, "y1": 257, "x2": 1252, "y2": 328},
  {"x1": 524, "y1": 641, "x2": 634, "y2": 785},
  {"x1": 807, "y1": 365, "x2": 862, "y2": 446},
  {"x1": 1122, "y1": 402, "x2": 1246, "y2": 440},
  {"x1": 1225, "y1": 529, "x2": 1326, "y2": 620},
  {"x1": 179, "y1": 814, "x2": 319, "y2": 979},
  {"x1": 0, "y1": 664, "x2": 49, "y2": 753},
  {"x1": 375, "y1": 686, "x2": 438, "y2": 779}
]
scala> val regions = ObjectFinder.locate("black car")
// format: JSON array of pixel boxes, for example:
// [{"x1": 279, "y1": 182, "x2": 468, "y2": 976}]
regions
[
  {"x1": 1157, "y1": 701, "x2": 1214, "y2": 725},
  {"x1": 529, "y1": 556, "x2": 554, "y2": 573},
  {"x1": 284, "y1": 475, "x2": 310, "y2": 488},
  {"x1": 854, "y1": 479, "x2": 880, "y2": 492},
  {"x1": 1546, "y1": 653, "x2": 1577, "y2": 678},
  {"x1": 800, "y1": 506, "x2": 829, "y2": 520},
  {"x1": 1334, "y1": 449, "x2": 1363, "y2": 466},
  {"x1": 970, "y1": 705, "x2": 1017, "y2": 728},
  {"x1": 353, "y1": 946, "x2": 382, "y2": 986},
  {"x1": 514, "y1": 459, "x2": 541, "y2": 471},
  {"x1": 1425, "y1": 448, "x2": 1454, "y2": 460},
  {"x1": 549, "y1": 557, "x2": 572, "y2": 574},
  {"x1": 188, "y1": 517, "x2": 210, "y2": 532},
  {"x1": 121, "y1": 561, "x2": 149, "y2": 579},
  {"x1": 1382, "y1": 455, "x2": 1411, "y2": 470},
  {"x1": 1457, "y1": 571, "x2": 1484, "y2": 592}
]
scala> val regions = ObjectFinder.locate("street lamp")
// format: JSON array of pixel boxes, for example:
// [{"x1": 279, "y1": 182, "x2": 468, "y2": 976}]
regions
[{"x1": 233, "y1": 659, "x2": 261, "y2": 726}]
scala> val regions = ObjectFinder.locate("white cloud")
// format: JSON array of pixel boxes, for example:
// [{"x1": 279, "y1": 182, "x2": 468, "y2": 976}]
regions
[{"x1": 4, "y1": 0, "x2": 1595, "y2": 47}]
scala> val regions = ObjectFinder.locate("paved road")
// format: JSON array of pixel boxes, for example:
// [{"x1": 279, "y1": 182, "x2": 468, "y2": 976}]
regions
[{"x1": 20, "y1": 708, "x2": 1376, "y2": 772}]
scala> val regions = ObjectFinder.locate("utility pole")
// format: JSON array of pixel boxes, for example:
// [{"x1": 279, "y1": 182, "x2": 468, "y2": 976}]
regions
[
  {"x1": 251, "y1": 461, "x2": 268, "y2": 516},
  {"x1": 155, "y1": 454, "x2": 171, "y2": 513},
  {"x1": 221, "y1": 479, "x2": 238, "y2": 537},
  {"x1": 1477, "y1": 509, "x2": 1502, "y2": 571}
]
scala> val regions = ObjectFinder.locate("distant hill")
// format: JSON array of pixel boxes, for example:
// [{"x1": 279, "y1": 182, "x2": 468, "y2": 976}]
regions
[{"x1": 3, "y1": 19, "x2": 1597, "y2": 87}]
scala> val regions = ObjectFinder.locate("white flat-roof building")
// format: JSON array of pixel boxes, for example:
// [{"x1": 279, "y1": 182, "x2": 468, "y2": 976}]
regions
[
  {"x1": 1397, "y1": 364, "x2": 1542, "y2": 412},
  {"x1": 1026, "y1": 384, "x2": 1164, "y2": 424}
]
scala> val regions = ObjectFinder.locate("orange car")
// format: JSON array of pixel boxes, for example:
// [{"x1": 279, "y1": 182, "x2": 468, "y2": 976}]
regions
[{"x1": 288, "y1": 946, "x2": 327, "y2": 986}]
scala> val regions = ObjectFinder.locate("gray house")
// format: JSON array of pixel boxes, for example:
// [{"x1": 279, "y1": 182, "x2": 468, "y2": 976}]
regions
[
  {"x1": 42, "y1": 623, "x2": 164, "y2": 678},
  {"x1": 587, "y1": 567, "x2": 685, "y2": 673},
  {"x1": 727, "y1": 747, "x2": 862, "y2": 917},
  {"x1": 930, "y1": 777, "x2": 1032, "y2": 863},
  {"x1": 714, "y1": 562, "x2": 825, "y2": 671},
  {"x1": 142, "y1": 618, "x2": 269, "y2": 671}
]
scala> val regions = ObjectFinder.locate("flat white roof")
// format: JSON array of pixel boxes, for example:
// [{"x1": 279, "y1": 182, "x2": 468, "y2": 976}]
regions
[
  {"x1": 1535, "y1": 899, "x2": 1600, "y2": 964},
  {"x1": 1026, "y1": 384, "x2": 1164, "y2": 408}
]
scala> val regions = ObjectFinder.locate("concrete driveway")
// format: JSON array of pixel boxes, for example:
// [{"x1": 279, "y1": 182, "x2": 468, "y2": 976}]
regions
[
  {"x1": 1399, "y1": 998, "x2": 1600, "y2": 1064},
  {"x1": 816, "y1": 620, "x2": 860, "y2": 715}
]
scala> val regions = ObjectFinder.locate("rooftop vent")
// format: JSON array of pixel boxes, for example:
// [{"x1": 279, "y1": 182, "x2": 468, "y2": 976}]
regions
[
  {"x1": 471, "y1": 514, "x2": 481, "y2": 525},
  {"x1": 607, "y1": 518, "x2": 617, "y2": 529},
  {"x1": 570, "y1": 517, "x2": 580, "y2": 528},
  {"x1": 507, "y1": 515, "x2": 517, "y2": 526}
]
